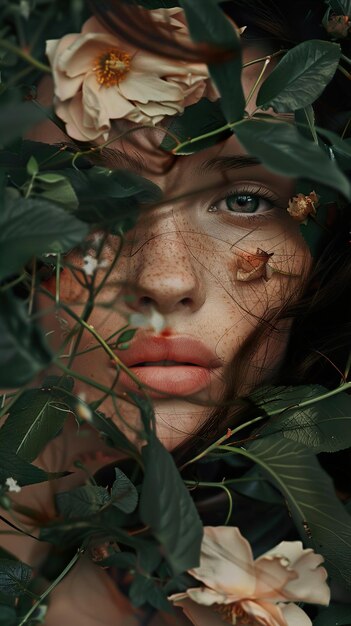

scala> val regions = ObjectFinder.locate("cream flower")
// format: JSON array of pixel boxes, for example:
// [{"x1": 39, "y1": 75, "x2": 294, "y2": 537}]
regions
[
  {"x1": 287, "y1": 191, "x2": 319, "y2": 223},
  {"x1": 169, "y1": 526, "x2": 330, "y2": 626},
  {"x1": 46, "y1": 10, "x2": 210, "y2": 142}
]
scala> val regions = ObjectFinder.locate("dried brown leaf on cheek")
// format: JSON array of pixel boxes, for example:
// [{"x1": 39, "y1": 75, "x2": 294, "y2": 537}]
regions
[{"x1": 235, "y1": 248, "x2": 274, "y2": 282}]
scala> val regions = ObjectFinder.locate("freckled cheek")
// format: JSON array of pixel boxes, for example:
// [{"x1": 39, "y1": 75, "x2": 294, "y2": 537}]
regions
[{"x1": 42, "y1": 268, "x2": 85, "y2": 302}]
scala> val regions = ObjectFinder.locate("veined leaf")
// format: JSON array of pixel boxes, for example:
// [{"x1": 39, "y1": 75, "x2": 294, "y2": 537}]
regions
[
  {"x1": 0, "y1": 448, "x2": 49, "y2": 485},
  {"x1": 235, "y1": 119, "x2": 351, "y2": 198},
  {"x1": 257, "y1": 40, "x2": 341, "y2": 113},
  {"x1": 111, "y1": 468, "x2": 138, "y2": 514},
  {"x1": 327, "y1": 0, "x2": 351, "y2": 16},
  {"x1": 0, "y1": 560, "x2": 31, "y2": 596},
  {"x1": 236, "y1": 435, "x2": 351, "y2": 586},
  {"x1": 252, "y1": 385, "x2": 351, "y2": 453},
  {"x1": 56, "y1": 484, "x2": 110, "y2": 519},
  {"x1": 140, "y1": 435, "x2": 203, "y2": 575},
  {"x1": 1, "y1": 382, "x2": 72, "y2": 462}
]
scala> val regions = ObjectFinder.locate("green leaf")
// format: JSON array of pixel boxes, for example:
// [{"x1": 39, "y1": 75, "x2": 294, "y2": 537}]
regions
[
  {"x1": 313, "y1": 602, "x2": 351, "y2": 626},
  {"x1": 240, "y1": 435, "x2": 351, "y2": 586},
  {"x1": 140, "y1": 435, "x2": 203, "y2": 575},
  {"x1": 327, "y1": 0, "x2": 351, "y2": 16},
  {"x1": 36, "y1": 173, "x2": 79, "y2": 210},
  {"x1": 0, "y1": 605, "x2": 17, "y2": 626},
  {"x1": 116, "y1": 328, "x2": 137, "y2": 346},
  {"x1": 56, "y1": 484, "x2": 110, "y2": 519},
  {"x1": 0, "y1": 448, "x2": 49, "y2": 485},
  {"x1": 257, "y1": 41, "x2": 341, "y2": 113},
  {"x1": 111, "y1": 468, "x2": 138, "y2": 514},
  {"x1": 161, "y1": 99, "x2": 229, "y2": 154},
  {"x1": 129, "y1": 574, "x2": 170, "y2": 611},
  {"x1": 0, "y1": 560, "x2": 32, "y2": 596},
  {"x1": 179, "y1": 0, "x2": 245, "y2": 123},
  {"x1": 127, "y1": 393, "x2": 155, "y2": 437},
  {"x1": 0, "y1": 101, "x2": 46, "y2": 147},
  {"x1": 0, "y1": 383, "x2": 72, "y2": 462},
  {"x1": 0, "y1": 291, "x2": 52, "y2": 388},
  {"x1": 26, "y1": 156, "x2": 38, "y2": 177},
  {"x1": 235, "y1": 119, "x2": 351, "y2": 198},
  {"x1": 88, "y1": 410, "x2": 141, "y2": 460},
  {"x1": 0, "y1": 195, "x2": 89, "y2": 280},
  {"x1": 255, "y1": 385, "x2": 351, "y2": 453}
]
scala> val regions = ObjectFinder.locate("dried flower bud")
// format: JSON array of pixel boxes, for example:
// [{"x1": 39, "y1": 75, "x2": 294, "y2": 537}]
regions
[
  {"x1": 287, "y1": 191, "x2": 319, "y2": 223},
  {"x1": 236, "y1": 248, "x2": 274, "y2": 282},
  {"x1": 325, "y1": 14, "x2": 350, "y2": 39}
]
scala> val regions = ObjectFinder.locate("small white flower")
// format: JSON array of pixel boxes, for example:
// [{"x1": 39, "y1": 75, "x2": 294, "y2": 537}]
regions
[
  {"x1": 76, "y1": 399, "x2": 93, "y2": 422},
  {"x1": 129, "y1": 308, "x2": 166, "y2": 333},
  {"x1": 5, "y1": 477, "x2": 21, "y2": 493},
  {"x1": 83, "y1": 254, "x2": 108, "y2": 277}
]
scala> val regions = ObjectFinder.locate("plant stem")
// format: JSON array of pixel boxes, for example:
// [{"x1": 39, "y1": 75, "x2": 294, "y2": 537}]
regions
[
  {"x1": 18, "y1": 548, "x2": 83, "y2": 626},
  {"x1": 0, "y1": 38, "x2": 51, "y2": 73},
  {"x1": 341, "y1": 53, "x2": 351, "y2": 68},
  {"x1": 245, "y1": 56, "x2": 271, "y2": 107},
  {"x1": 173, "y1": 119, "x2": 245, "y2": 154}
]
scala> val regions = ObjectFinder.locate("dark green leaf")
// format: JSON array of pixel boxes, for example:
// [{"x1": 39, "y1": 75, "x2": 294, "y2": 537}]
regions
[
  {"x1": 0, "y1": 605, "x2": 17, "y2": 626},
  {"x1": 161, "y1": 99, "x2": 229, "y2": 154},
  {"x1": 0, "y1": 448, "x2": 49, "y2": 485},
  {"x1": 26, "y1": 156, "x2": 38, "y2": 177},
  {"x1": 235, "y1": 119, "x2": 351, "y2": 198},
  {"x1": 255, "y1": 385, "x2": 351, "y2": 453},
  {"x1": 36, "y1": 173, "x2": 79, "y2": 210},
  {"x1": 180, "y1": 0, "x2": 245, "y2": 123},
  {"x1": 56, "y1": 484, "x2": 110, "y2": 519},
  {"x1": 0, "y1": 195, "x2": 89, "y2": 280},
  {"x1": 89, "y1": 410, "x2": 141, "y2": 460},
  {"x1": 116, "y1": 328, "x2": 137, "y2": 345},
  {"x1": 257, "y1": 41, "x2": 341, "y2": 112},
  {"x1": 313, "y1": 602, "x2": 351, "y2": 626},
  {"x1": 0, "y1": 385, "x2": 71, "y2": 462},
  {"x1": 140, "y1": 435, "x2": 203, "y2": 575},
  {"x1": 0, "y1": 291, "x2": 52, "y2": 388},
  {"x1": 111, "y1": 468, "x2": 138, "y2": 513},
  {"x1": 327, "y1": 0, "x2": 351, "y2": 16},
  {"x1": 127, "y1": 393, "x2": 155, "y2": 437},
  {"x1": 0, "y1": 101, "x2": 46, "y2": 147},
  {"x1": 0, "y1": 560, "x2": 32, "y2": 596},
  {"x1": 101, "y1": 551, "x2": 136, "y2": 569},
  {"x1": 241, "y1": 435, "x2": 351, "y2": 586},
  {"x1": 129, "y1": 574, "x2": 170, "y2": 611}
]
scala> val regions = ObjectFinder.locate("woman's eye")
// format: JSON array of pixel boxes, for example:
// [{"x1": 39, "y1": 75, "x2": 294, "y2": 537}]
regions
[{"x1": 211, "y1": 192, "x2": 273, "y2": 215}]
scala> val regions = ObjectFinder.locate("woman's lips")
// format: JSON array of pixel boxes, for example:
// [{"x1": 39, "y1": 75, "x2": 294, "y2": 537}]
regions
[{"x1": 110, "y1": 335, "x2": 221, "y2": 397}]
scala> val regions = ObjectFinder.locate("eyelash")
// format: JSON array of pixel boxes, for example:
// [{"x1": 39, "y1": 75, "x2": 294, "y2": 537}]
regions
[{"x1": 209, "y1": 184, "x2": 279, "y2": 218}]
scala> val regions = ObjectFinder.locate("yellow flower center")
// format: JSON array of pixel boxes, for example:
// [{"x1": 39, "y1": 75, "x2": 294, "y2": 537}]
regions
[
  {"x1": 93, "y1": 48, "x2": 131, "y2": 87},
  {"x1": 214, "y1": 603, "x2": 257, "y2": 626}
]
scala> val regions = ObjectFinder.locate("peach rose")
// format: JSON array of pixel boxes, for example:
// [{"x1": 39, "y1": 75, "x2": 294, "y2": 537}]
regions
[
  {"x1": 287, "y1": 191, "x2": 319, "y2": 223},
  {"x1": 169, "y1": 526, "x2": 330, "y2": 626},
  {"x1": 46, "y1": 10, "x2": 210, "y2": 142}
]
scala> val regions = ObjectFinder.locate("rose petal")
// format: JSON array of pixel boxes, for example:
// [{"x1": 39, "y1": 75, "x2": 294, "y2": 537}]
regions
[
  {"x1": 118, "y1": 72, "x2": 183, "y2": 103},
  {"x1": 97, "y1": 85, "x2": 135, "y2": 120},
  {"x1": 240, "y1": 600, "x2": 288, "y2": 626},
  {"x1": 187, "y1": 586, "x2": 229, "y2": 606},
  {"x1": 58, "y1": 34, "x2": 120, "y2": 77},
  {"x1": 258, "y1": 542, "x2": 330, "y2": 606},
  {"x1": 254, "y1": 555, "x2": 298, "y2": 601},
  {"x1": 188, "y1": 526, "x2": 256, "y2": 599},
  {"x1": 279, "y1": 603, "x2": 312, "y2": 626},
  {"x1": 173, "y1": 598, "x2": 227, "y2": 626},
  {"x1": 56, "y1": 94, "x2": 107, "y2": 141}
]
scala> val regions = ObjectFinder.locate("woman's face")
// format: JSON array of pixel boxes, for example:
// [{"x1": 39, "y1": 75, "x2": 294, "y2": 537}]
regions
[{"x1": 35, "y1": 45, "x2": 313, "y2": 451}]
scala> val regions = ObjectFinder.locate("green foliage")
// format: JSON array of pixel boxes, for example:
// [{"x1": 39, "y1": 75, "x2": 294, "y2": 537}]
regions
[
  {"x1": 161, "y1": 98, "x2": 229, "y2": 154},
  {"x1": 254, "y1": 385, "x2": 351, "y2": 453},
  {"x1": 0, "y1": 193, "x2": 89, "y2": 281},
  {"x1": 0, "y1": 560, "x2": 32, "y2": 596},
  {"x1": 235, "y1": 119, "x2": 351, "y2": 198},
  {"x1": 111, "y1": 468, "x2": 138, "y2": 513},
  {"x1": 257, "y1": 41, "x2": 341, "y2": 112},
  {"x1": 129, "y1": 574, "x2": 170, "y2": 611},
  {"x1": 0, "y1": 378, "x2": 73, "y2": 461},
  {"x1": 326, "y1": 0, "x2": 351, "y2": 16},
  {"x1": 140, "y1": 435, "x2": 203, "y2": 575},
  {"x1": 241, "y1": 434, "x2": 351, "y2": 586},
  {"x1": 0, "y1": 291, "x2": 52, "y2": 388},
  {"x1": 0, "y1": 605, "x2": 17, "y2": 626},
  {"x1": 180, "y1": 0, "x2": 245, "y2": 123},
  {"x1": 56, "y1": 485, "x2": 110, "y2": 519}
]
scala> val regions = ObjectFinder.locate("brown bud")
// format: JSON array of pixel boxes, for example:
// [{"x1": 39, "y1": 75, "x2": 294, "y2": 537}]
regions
[
  {"x1": 326, "y1": 14, "x2": 350, "y2": 39},
  {"x1": 236, "y1": 248, "x2": 274, "y2": 282}
]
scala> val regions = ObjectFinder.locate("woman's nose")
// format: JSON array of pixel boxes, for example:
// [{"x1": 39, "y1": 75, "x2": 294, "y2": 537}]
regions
[{"x1": 125, "y1": 222, "x2": 206, "y2": 315}]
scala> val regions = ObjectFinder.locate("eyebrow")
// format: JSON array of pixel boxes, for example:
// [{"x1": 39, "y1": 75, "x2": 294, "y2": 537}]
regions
[{"x1": 198, "y1": 154, "x2": 261, "y2": 173}]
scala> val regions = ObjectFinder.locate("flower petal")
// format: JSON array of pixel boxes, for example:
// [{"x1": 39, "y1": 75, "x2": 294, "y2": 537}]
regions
[
  {"x1": 173, "y1": 598, "x2": 227, "y2": 626},
  {"x1": 97, "y1": 85, "x2": 135, "y2": 120},
  {"x1": 257, "y1": 541, "x2": 330, "y2": 606},
  {"x1": 56, "y1": 94, "x2": 108, "y2": 142},
  {"x1": 189, "y1": 526, "x2": 256, "y2": 599},
  {"x1": 118, "y1": 72, "x2": 183, "y2": 103},
  {"x1": 240, "y1": 600, "x2": 288, "y2": 626},
  {"x1": 58, "y1": 35, "x2": 120, "y2": 78},
  {"x1": 279, "y1": 603, "x2": 312, "y2": 626}
]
